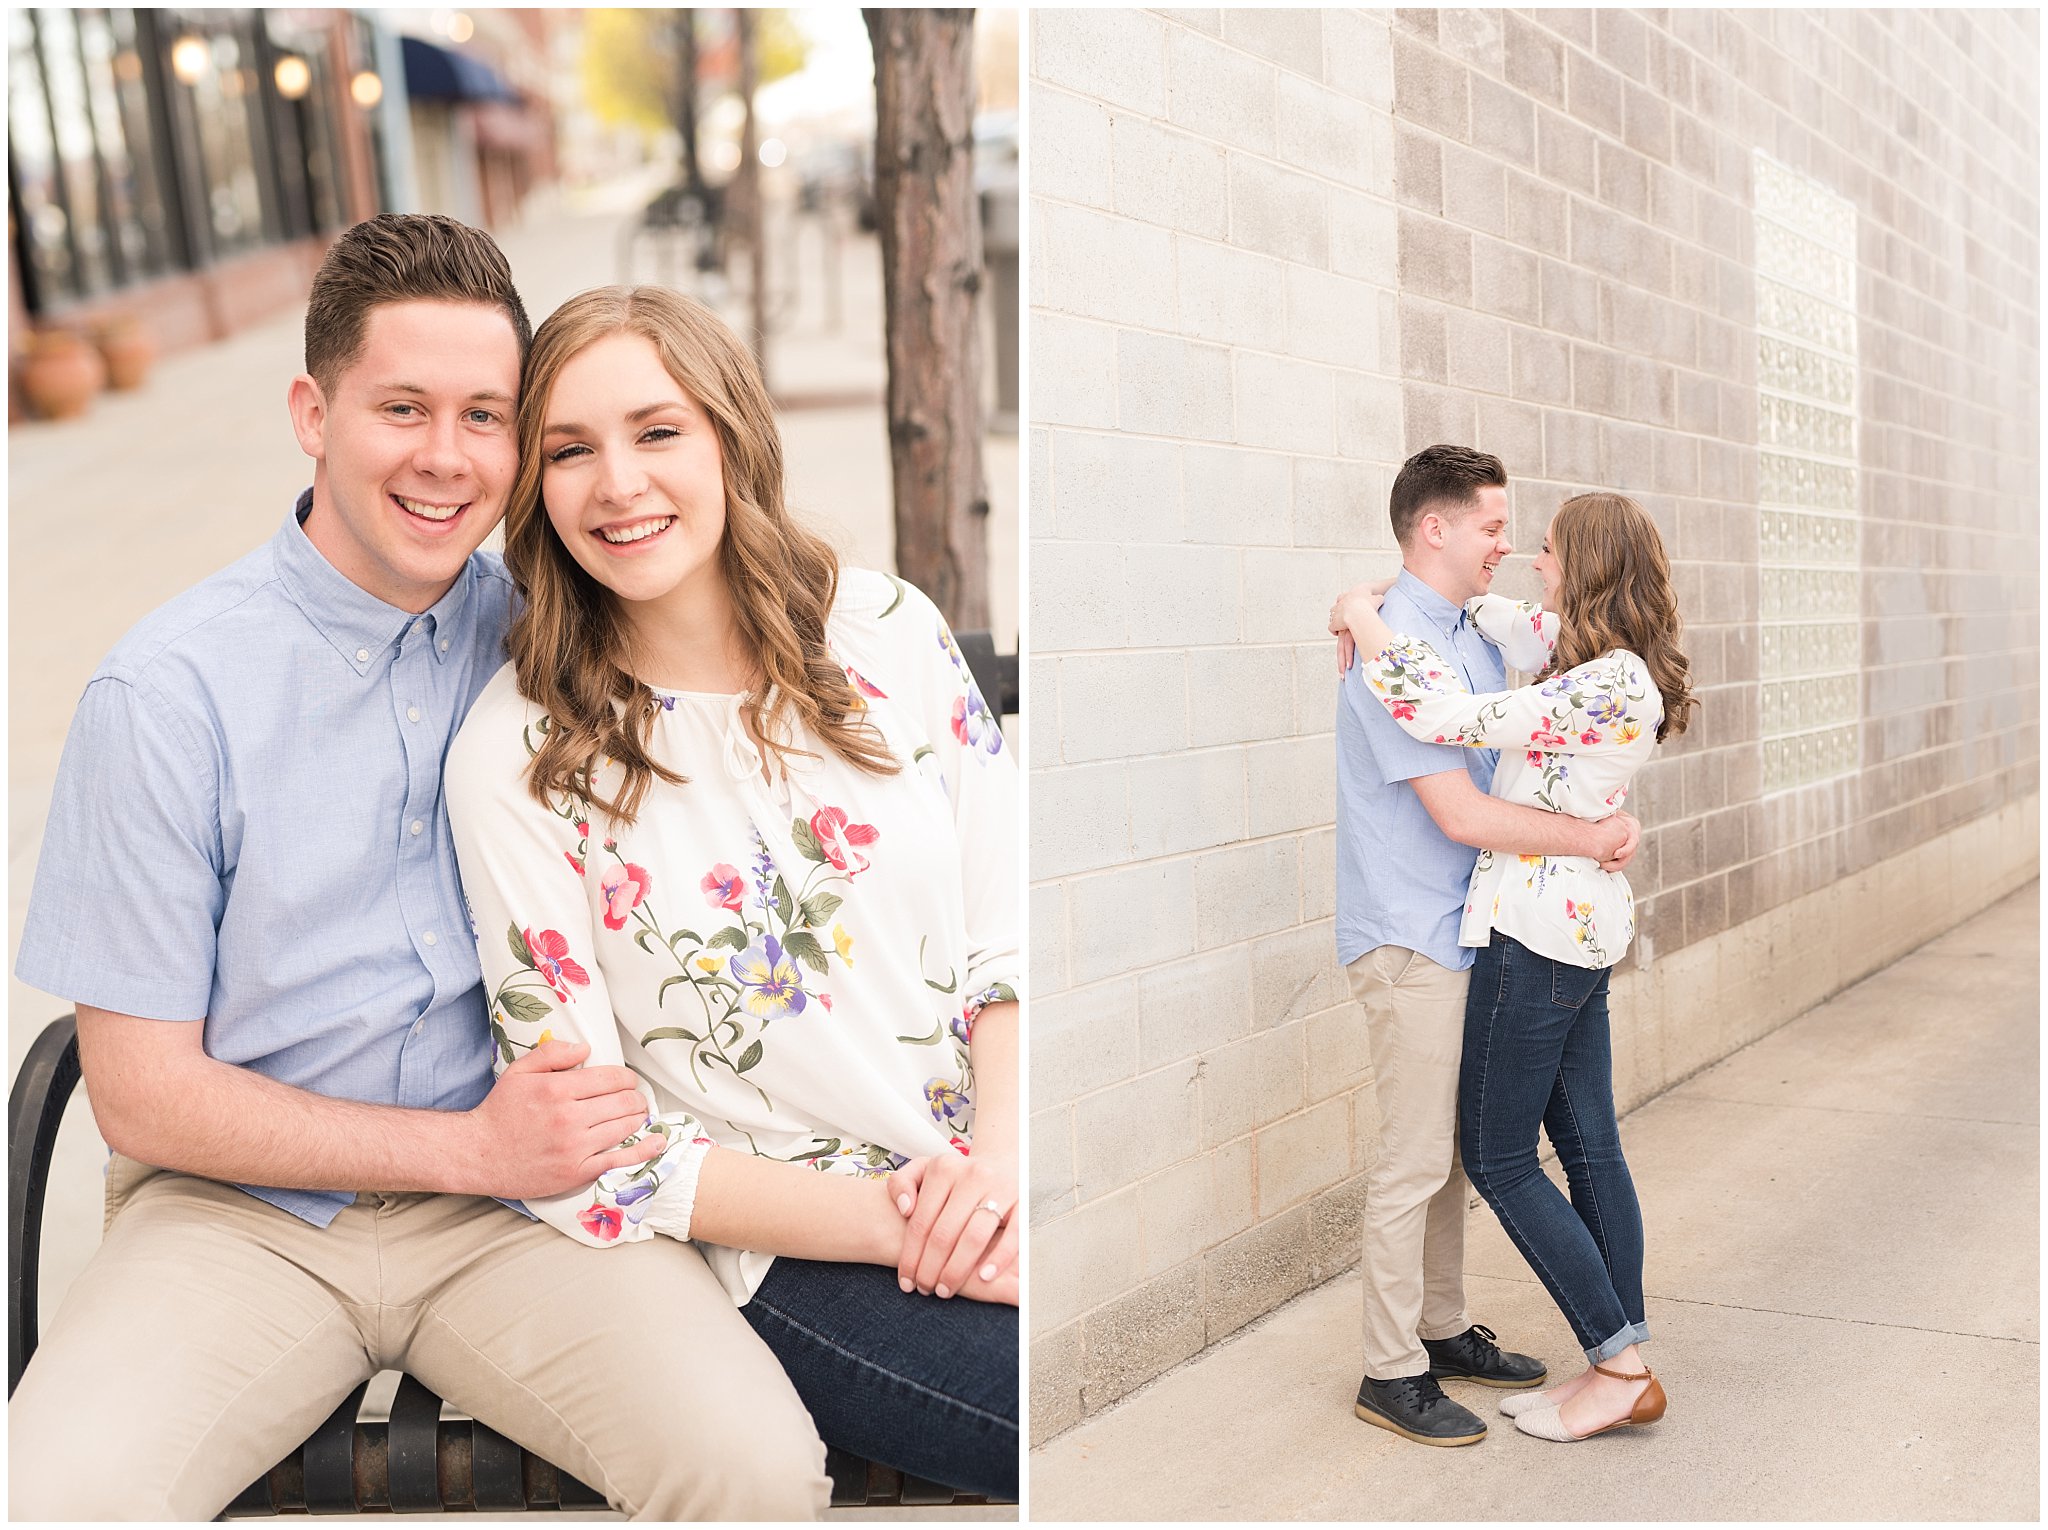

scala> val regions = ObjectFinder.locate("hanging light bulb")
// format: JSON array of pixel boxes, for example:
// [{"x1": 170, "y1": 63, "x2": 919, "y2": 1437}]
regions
[
  {"x1": 350, "y1": 69, "x2": 383, "y2": 108},
  {"x1": 448, "y1": 13, "x2": 474, "y2": 43},
  {"x1": 170, "y1": 34, "x2": 210, "y2": 84},
  {"x1": 273, "y1": 55, "x2": 311, "y2": 100}
]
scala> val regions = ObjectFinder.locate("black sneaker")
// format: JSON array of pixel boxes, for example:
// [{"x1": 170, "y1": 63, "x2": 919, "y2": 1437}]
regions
[
  {"x1": 1424, "y1": 1324, "x2": 1548, "y2": 1389},
  {"x1": 1353, "y1": 1373, "x2": 1488, "y2": 1446}
]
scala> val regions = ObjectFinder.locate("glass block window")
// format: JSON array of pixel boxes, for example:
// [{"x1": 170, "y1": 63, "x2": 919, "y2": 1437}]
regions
[{"x1": 1754, "y1": 153, "x2": 1860, "y2": 794}]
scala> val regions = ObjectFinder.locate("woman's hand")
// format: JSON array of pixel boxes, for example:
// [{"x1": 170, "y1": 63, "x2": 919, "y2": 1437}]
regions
[
  {"x1": 1330, "y1": 576, "x2": 1398, "y2": 674},
  {"x1": 887, "y1": 1151, "x2": 1020, "y2": 1301}
]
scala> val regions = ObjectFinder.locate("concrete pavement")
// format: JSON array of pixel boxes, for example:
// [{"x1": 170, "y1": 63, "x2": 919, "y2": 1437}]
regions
[{"x1": 1028, "y1": 880, "x2": 2040, "y2": 1521}]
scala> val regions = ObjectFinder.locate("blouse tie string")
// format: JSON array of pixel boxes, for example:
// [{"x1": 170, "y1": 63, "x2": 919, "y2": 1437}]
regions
[{"x1": 717, "y1": 691, "x2": 765, "y2": 786}]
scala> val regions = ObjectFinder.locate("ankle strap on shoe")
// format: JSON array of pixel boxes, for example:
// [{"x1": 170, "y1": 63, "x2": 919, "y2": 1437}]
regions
[{"x1": 1591, "y1": 1362, "x2": 1652, "y2": 1381}]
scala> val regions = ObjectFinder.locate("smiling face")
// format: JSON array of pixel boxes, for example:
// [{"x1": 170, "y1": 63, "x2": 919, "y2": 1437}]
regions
[
  {"x1": 1426, "y1": 484, "x2": 1513, "y2": 603},
  {"x1": 1532, "y1": 515, "x2": 1563, "y2": 607},
  {"x1": 289, "y1": 299, "x2": 521, "y2": 612},
  {"x1": 538, "y1": 330, "x2": 728, "y2": 619}
]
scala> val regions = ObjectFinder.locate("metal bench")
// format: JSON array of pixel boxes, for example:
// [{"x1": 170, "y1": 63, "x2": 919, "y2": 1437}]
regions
[{"x1": 957, "y1": 627, "x2": 1021, "y2": 720}]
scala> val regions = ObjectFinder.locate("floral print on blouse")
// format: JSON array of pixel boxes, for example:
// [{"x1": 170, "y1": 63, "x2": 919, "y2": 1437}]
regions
[
  {"x1": 444, "y1": 570, "x2": 1021, "y2": 1304},
  {"x1": 1359, "y1": 593, "x2": 1662, "y2": 970}
]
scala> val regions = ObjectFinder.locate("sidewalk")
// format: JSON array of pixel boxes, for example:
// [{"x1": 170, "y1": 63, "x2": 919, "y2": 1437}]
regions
[{"x1": 1029, "y1": 881, "x2": 2040, "y2": 1521}]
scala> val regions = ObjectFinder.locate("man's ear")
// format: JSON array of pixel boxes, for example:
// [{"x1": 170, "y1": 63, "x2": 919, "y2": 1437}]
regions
[
  {"x1": 1419, "y1": 510, "x2": 1447, "y2": 549},
  {"x1": 287, "y1": 372, "x2": 328, "y2": 460}
]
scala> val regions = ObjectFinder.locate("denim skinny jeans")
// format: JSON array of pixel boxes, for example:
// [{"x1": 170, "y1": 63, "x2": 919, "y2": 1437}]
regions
[
  {"x1": 742, "y1": 1256, "x2": 1018, "y2": 1500},
  {"x1": 1460, "y1": 932, "x2": 1651, "y2": 1364}
]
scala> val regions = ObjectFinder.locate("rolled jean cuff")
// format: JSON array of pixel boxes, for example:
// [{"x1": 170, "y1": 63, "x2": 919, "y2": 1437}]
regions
[{"x1": 1584, "y1": 1321, "x2": 1641, "y2": 1366}]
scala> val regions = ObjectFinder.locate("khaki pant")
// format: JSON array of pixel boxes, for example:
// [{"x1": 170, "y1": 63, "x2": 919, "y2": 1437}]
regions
[
  {"x1": 10, "y1": 1156, "x2": 832, "y2": 1522},
  {"x1": 1347, "y1": 946, "x2": 1473, "y2": 1379}
]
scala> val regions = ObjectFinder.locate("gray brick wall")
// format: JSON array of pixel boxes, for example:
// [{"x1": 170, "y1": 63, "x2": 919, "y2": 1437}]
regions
[
  {"x1": 1029, "y1": 7, "x2": 2039, "y2": 1443},
  {"x1": 1029, "y1": 7, "x2": 1403, "y2": 1441}
]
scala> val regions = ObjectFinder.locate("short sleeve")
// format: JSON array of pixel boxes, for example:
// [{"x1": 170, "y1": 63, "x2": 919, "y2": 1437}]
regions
[
  {"x1": 15, "y1": 675, "x2": 223, "y2": 1019},
  {"x1": 1466, "y1": 594, "x2": 1558, "y2": 675},
  {"x1": 1341, "y1": 638, "x2": 1473, "y2": 786},
  {"x1": 445, "y1": 682, "x2": 713, "y2": 1249}
]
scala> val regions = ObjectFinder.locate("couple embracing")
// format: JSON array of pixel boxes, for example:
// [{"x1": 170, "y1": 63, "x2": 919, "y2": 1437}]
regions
[
  {"x1": 13, "y1": 213, "x2": 1018, "y2": 1518},
  {"x1": 1331, "y1": 445, "x2": 1695, "y2": 1448}
]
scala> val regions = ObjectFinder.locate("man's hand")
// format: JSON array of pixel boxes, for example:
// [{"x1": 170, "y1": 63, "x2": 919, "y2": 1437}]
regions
[
  {"x1": 1592, "y1": 811, "x2": 1641, "y2": 873},
  {"x1": 464, "y1": 1039, "x2": 663, "y2": 1199},
  {"x1": 887, "y1": 1151, "x2": 1020, "y2": 1301}
]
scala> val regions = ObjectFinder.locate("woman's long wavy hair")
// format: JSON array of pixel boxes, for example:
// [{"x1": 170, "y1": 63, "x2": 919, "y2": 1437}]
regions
[
  {"x1": 505, "y1": 286, "x2": 896, "y2": 822},
  {"x1": 1547, "y1": 492, "x2": 1697, "y2": 742}
]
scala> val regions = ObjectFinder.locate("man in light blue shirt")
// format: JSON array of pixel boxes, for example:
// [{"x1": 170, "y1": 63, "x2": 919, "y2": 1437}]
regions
[
  {"x1": 11, "y1": 215, "x2": 829, "y2": 1519},
  {"x1": 1336, "y1": 446, "x2": 1638, "y2": 1447}
]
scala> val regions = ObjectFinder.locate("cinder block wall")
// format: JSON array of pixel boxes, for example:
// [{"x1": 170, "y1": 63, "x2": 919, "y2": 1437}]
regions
[{"x1": 1029, "y1": 7, "x2": 2040, "y2": 1444}]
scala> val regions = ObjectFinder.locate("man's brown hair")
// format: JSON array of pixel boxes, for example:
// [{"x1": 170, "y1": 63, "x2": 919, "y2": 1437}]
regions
[
  {"x1": 1388, "y1": 444, "x2": 1507, "y2": 546},
  {"x1": 303, "y1": 213, "x2": 532, "y2": 393}
]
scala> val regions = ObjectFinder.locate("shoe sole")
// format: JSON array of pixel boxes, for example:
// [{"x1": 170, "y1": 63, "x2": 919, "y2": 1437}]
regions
[
  {"x1": 1352, "y1": 1402, "x2": 1487, "y2": 1447},
  {"x1": 1429, "y1": 1369, "x2": 1548, "y2": 1390}
]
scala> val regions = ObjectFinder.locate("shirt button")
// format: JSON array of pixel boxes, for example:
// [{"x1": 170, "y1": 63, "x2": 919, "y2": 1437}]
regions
[
  {"x1": 438, "y1": 639, "x2": 449, "y2": 653},
  {"x1": 356, "y1": 648, "x2": 370, "y2": 663},
  {"x1": 413, "y1": 1018, "x2": 425, "y2": 1035},
  {"x1": 409, "y1": 819, "x2": 424, "y2": 836},
  {"x1": 407, "y1": 706, "x2": 421, "y2": 723},
  {"x1": 423, "y1": 930, "x2": 438, "y2": 947}
]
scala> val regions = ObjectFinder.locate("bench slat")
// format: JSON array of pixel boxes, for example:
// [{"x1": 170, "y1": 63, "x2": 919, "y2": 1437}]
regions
[
  {"x1": 388, "y1": 1373, "x2": 445, "y2": 1511},
  {"x1": 471, "y1": 1417, "x2": 526, "y2": 1512},
  {"x1": 305, "y1": 1381, "x2": 369, "y2": 1513}
]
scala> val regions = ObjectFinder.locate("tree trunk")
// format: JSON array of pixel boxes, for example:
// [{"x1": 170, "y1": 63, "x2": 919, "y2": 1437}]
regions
[
  {"x1": 863, "y1": 8, "x2": 988, "y2": 629},
  {"x1": 734, "y1": 8, "x2": 768, "y2": 384},
  {"x1": 675, "y1": 10, "x2": 703, "y2": 198}
]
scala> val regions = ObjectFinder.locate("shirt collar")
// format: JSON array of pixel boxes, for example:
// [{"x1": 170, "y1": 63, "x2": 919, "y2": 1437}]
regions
[
  {"x1": 273, "y1": 489, "x2": 472, "y2": 674},
  {"x1": 1393, "y1": 568, "x2": 1468, "y2": 637}
]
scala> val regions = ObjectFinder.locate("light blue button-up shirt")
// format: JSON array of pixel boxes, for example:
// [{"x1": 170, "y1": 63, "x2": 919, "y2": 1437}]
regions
[
  {"x1": 17, "y1": 494, "x2": 518, "y2": 1224},
  {"x1": 1334, "y1": 569, "x2": 1506, "y2": 971}
]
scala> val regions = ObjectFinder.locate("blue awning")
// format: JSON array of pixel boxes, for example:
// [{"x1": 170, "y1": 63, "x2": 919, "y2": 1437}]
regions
[{"x1": 399, "y1": 35, "x2": 516, "y2": 103}]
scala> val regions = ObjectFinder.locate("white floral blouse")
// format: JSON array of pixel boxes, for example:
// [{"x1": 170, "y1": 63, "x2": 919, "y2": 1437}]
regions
[
  {"x1": 1359, "y1": 593, "x2": 1661, "y2": 970},
  {"x1": 444, "y1": 570, "x2": 1021, "y2": 1303}
]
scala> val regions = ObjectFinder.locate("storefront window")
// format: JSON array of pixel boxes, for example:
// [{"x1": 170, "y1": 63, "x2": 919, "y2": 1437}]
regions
[
  {"x1": 10, "y1": 8, "x2": 75, "y2": 306},
  {"x1": 80, "y1": 7, "x2": 171, "y2": 280},
  {"x1": 182, "y1": 18, "x2": 278, "y2": 256},
  {"x1": 10, "y1": 6, "x2": 373, "y2": 317},
  {"x1": 262, "y1": 13, "x2": 344, "y2": 237}
]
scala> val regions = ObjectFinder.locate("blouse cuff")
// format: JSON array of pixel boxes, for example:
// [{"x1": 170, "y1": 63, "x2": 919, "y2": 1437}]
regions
[{"x1": 590, "y1": 1124, "x2": 713, "y2": 1243}]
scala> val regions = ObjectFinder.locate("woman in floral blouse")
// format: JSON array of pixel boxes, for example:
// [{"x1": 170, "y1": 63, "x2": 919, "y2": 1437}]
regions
[
  {"x1": 445, "y1": 288, "x2": 1019, "y2": 1498},
  {"x1": 1333, "y1": 492, "x2": 1695, "y2": 1446}
]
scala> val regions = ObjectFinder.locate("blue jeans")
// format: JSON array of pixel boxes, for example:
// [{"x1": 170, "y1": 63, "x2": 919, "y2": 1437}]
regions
[
  {"x1": 742, "y1": 1257, "x2": 1018, "y2": 1499},
  {"x1": 1460, "y1": 932, "x2": 1651, "y2": 1365}
]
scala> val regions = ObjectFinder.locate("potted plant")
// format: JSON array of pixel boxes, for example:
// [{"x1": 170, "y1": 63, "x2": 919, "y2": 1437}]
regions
[
  {"x1": 94, "y1": 314, "x2": 156, "y2": 390},
  {"x1": 21, "y1": 329, "x2": 105, "y2": 420}
]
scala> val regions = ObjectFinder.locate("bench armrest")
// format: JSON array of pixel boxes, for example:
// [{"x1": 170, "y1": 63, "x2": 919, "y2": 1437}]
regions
[{"x1": 9, "y1": 1014, "x2": 80, "y2": 1397}]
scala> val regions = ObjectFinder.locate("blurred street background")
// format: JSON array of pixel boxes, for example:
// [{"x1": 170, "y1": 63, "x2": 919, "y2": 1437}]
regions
[{"x1": 7, "y1": 11, "x2": 1018, "y2": 1507}]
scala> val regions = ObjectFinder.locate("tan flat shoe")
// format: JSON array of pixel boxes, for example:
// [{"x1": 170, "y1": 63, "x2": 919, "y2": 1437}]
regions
[
  {"x1": 1499, "y1": 1386, "x2": 1562, "y2": 1418},
  {"x1": 1512, "y1": 1362, "x2": 1666, "y2": 1441}
]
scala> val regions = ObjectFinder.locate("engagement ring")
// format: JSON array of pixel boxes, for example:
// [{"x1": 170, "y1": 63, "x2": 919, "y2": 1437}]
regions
[{"x1": 980, "y1": 1199, "x2": 1001, "y2": 1215}]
